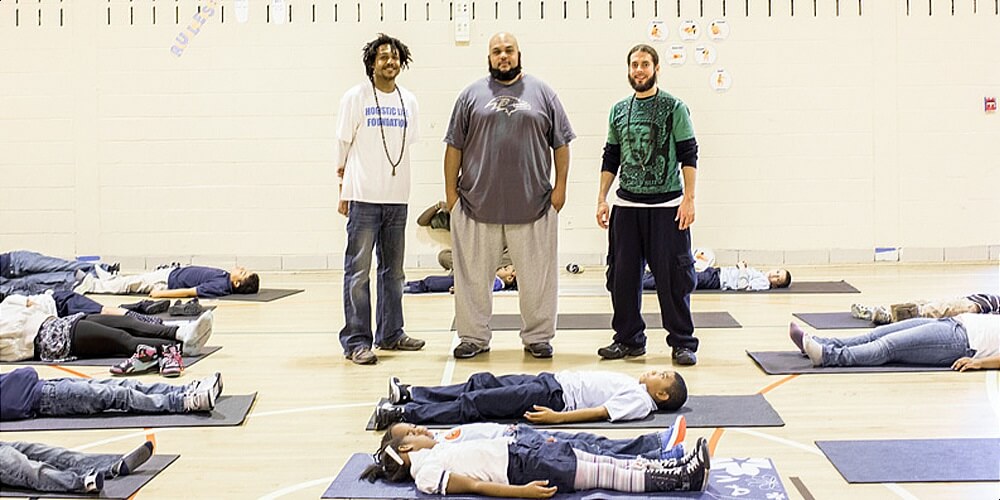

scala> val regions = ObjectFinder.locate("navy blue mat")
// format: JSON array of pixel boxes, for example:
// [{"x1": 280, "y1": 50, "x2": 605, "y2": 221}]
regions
[
  {"x1": 366, "y1": 394, "x2": 783, "y2": 430},
  {"x1": 0, "y1": 454, "x2": 179, "y2": 499},
  {"x1": 324, "y1": 453, "x2": 789, "y2": 499},
  {"x1": 792, "y1": 312, "x2": 872, "y2": 330},
  {"x1": 816, "y1": 438, "x2": 1000, "y2": 483}
]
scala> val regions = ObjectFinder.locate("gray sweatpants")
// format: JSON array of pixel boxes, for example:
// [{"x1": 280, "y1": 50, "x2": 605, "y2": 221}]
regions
[{"x1": 451, "y1": 201, "x2": 558, "y2": 347}]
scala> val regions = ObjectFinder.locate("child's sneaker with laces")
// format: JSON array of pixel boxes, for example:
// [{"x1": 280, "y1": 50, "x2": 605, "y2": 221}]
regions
[
  {"x1": 182, "y1": 387, "x2": 215, "y2": 412},
  {"x1": 158, "y1": 344, "x2": 184, "y2": 378},
  {"x1": 110, "y1": 345, "x2": 159, "y2": 376}
]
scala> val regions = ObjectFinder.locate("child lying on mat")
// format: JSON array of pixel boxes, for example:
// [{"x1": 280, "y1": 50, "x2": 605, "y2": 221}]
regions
[
  {"x1": 789, "y1": 314, "x2": 1000, "y2": 370},
  {"x1": 851, "y1": 292, "x2": 999, "y2": 325},
  {"x1": 385, "y1": 415, "x2": 688, "y2": 461},
  {"x1": 362, "y1": 431, "x2": 710, "y2": 497},
  {"x1": 0, "y1": 367, "x2": 222, "y2": 421},
  {"x1": 373, "y1": 369, "x2": 687, "y2": 429},
  {"x1": 76, "y1": 264, "x2": 259, "y2": 299},
  {"x1": 0, "y1": 440, "x2": 154, "y2": 494},
  {"x1": 644, "y1": 260, "x2": 791, "y2": 291},
  {"x1": 404, "y1": 265, "x2": 517, "y2": 294}
]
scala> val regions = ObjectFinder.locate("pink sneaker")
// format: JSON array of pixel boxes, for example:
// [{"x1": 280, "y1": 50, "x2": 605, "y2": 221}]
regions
[
  {"x1": 158, "y1": 344, "x2": 184, "y2": 378},
  {"x1": 110, "y1": 345, "x2": 159, "y2": 376}
]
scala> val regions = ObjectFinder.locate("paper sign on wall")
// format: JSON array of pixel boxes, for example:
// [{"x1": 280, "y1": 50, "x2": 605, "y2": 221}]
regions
[
  {"x1": 668, "y1": 45, "x2": 687, "y2": 66},
  {"x1": 696, "y1": 45, "x2": 716, "y2": 65},
  {"x1": 679, "y1": 20, "x2": 700, "y2": 41},
  {"x1": 711, "y1": 68, "x2": 732, "y2": 91},
  {"x1": 709, "y1": 20, "x2": 730, "y2": 40},
  {"x1": 647, "y1": 20, "x2": 668, "y2": 42}
]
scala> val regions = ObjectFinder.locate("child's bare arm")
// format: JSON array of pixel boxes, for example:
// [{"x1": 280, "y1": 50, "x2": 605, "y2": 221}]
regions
[
  {"x1": 150, "y1": 288, "x2": 197, "y2": 298},
  {"x1": 446, "y1": 473, "x2": 556, "y2": 498},
  {"x1": 952, "y1": 356, "x2": 1000, "y2": 371},
  {"x1": 524, "y1": 405, "x2": 610, "y2": 424}
]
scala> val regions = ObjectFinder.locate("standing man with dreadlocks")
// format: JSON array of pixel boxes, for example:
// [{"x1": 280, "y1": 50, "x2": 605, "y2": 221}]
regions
[
  {"x1": 596, "y1": 44, "x2": 701, "y2": 366},
  {"x1": 337, "y1": 34, "x2": 425, "y2": 365}
]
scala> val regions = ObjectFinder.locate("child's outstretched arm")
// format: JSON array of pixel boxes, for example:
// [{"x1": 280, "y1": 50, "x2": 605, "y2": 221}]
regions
[
  {"x1": 952, "y1": 356, "x2": 1000, "y2": 371},
  {"x1": 447, "y1": 473, "x2": 556, "y2": 498},
  {"x1": 524, "y1": 405, "x2": 610, "y2": 424}
]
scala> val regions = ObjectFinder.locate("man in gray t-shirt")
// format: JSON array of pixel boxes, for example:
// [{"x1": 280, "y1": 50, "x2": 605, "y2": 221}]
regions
[{"x1": 443, "y1": 32, "x2": 575, "y2": 360}]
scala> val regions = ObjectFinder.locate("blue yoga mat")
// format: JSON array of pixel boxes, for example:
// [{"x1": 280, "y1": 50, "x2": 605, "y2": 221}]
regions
[
  {"x1": 324, "y1": 453, "x2": 789, "y2": 499},
  {"x1": 816, "y1": 438, "x2": 1000, "y2": 483}
]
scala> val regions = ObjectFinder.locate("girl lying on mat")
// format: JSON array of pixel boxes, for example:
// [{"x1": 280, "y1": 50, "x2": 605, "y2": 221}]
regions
[
  {"x1": 790, "y1": 314, "x2": 999, "y2": 370},
  {"x1": 361, "y1": 431, "x2": 710, "y2": 497}
]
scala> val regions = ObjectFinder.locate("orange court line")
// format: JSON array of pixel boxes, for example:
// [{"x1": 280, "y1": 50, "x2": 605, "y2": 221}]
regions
[{"x1": 52, "y1": 365, "x2": 92, "y2": 379}]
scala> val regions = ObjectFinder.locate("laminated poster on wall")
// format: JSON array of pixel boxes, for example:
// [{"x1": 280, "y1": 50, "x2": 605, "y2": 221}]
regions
[
  {"x1": 696, "y1": 45, "x2": 717, "y2": 65},
  {"x1": 668, "y1": 45, "x2": 687, "y2": 66},
  {"x1": 272, "y1": 0, "x2": 287, "y2": 24},
  {"x1": 235, "y1": 0, "x2": 249, "y2": 23},
  {"x1": 709, "y1": 19, "x2": 730, "y2": 40},
  {"x1": 679, "y1": 20, "x2": 700, "y2": 41},
  {"x1": 647, "y1": 20, "x2": 668, "y2": 42},
  {"x1": 711, "y1": 68, "x2": 732, "y2": 91}
]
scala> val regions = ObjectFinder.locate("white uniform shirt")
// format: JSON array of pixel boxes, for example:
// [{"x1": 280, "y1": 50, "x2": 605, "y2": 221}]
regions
[
  {"x1": 434, "y1": 423, "x2": 510, "y2": 444},
  {"x1": 554, "y1": 370, "x2": 657, "y2": 422},
  {"x1": 409, "y1": 438, "x2": 512, "y2": 495},
  {"x1": 957, "y1": 313, "x2": 1000, "y2": 359},
  {"x1": 336, "y1": 82, "x2": 420, "y2": 204}
]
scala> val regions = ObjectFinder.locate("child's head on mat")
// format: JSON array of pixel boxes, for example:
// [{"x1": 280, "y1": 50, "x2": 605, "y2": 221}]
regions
[
  {"x1": 385, "y1": 422, "x2": 433, "y2": 440},
  {"x1": 229, "y1": 267, "x2": 260, "y2": 294},
  {"x1": 362, "y1": 434, "x2": 428, "y2": 483},
  {"x1": 639, "y1": 369, "x2": 688, "y2": 411},
  {"x1": 495, "y1": 264, "x2": 517, "y2": 290},
  {"x1": 767, "y1": 268, "x2": 792, "y2": 288}
]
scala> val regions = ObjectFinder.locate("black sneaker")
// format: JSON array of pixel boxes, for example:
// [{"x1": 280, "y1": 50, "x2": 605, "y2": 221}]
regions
[
  {"x1": 644, "y1": 437, "x2": 710, "y2": 492},
  {"x1": 374, "y1": 402, "x2": 405, "y2": 431},
  {"x1": 453, "y1": 341, "x2": 490, "y2": 359},
  {"x1": 523, "y1": 342, "x2": 554, "y2": 358},
  {"x1": 381, "y1": 335, "x2": 426, "y2": 351},
  {"x1": 598, "y1": 342, "x2": 646, "y2": 360},
  {"x1": 388, "y1": 376, "x2": 412, "y2": 404},
  {"x1": 169, "y1": 298, "x2": 204, "y2": 317},
  {"x1": 120, "y1": 299, "x2": 170, "y2": 315},
  {"x1": 671, "y1": 347, "x2": 698, "y2": 366}
]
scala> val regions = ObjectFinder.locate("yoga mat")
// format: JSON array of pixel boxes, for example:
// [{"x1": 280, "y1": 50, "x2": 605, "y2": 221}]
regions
[
  {"x1": 0, "y1": 393, "x2": 256, "y2": 432},
  {"x1": 151, "y1": 304, "x2": 217, "y2": 320},
  {"x1": 0, "y1": 455, "x2": 179, "y2": 499},
  {"x1": 792, "y1": 312, "x2": 873, "y2": 330},
  {"x1": 746, "y1": 351, "x2": 953, "y2": 375},
  {"x1": 367, "y1": 394, "x2": 782, "y2": 431},
  {"x1": 692, "y1": 280, "x2": 860, "y2": 294},
  {"x1": 450, "y1": 312, "x2": 741, "y2": 331},
  {"x1": 324, "y1": 454, "x2": 789, "y2": 499},
  {"x1": 816, "y1": 439, "x2": 1000, "y2": 483},
  {"x1": 218, "y1": 288, "x2": 303, "y2": 302},
  {"x1": 0, "y1": 346, "x2": 223, "y2": 369}
]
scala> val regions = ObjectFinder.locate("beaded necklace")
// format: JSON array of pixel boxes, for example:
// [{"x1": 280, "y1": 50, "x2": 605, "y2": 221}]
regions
[{"x1": 372, "y1": 82, "x2": 407, "y2": 176}]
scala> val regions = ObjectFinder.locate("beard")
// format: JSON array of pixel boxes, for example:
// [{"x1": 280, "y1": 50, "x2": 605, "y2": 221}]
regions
[
  {"x1": 488, "y1": 55, "x2": 523, "y2": 81},
  {"x1": 629, "y1": 72, "x2": 657, "y2": 92}
]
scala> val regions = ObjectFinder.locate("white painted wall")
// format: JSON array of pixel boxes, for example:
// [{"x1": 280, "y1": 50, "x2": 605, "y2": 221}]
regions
[{"x1": 1, "y1": 0, "x2": 997, "y2": 269}]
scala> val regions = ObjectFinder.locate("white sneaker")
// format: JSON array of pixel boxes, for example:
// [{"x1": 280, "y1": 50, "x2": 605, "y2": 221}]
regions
[
  {"x1": 802, "y1": 334, "x2": 824, "y2": 367},
  {"x1": 73, "y1": 273, "x2": 96, "y2": 294},
  {"x1": 195, "y1": 372, "x2": 223, "y2": 400},
  {"x1": 177, "y1": 311, "x2": 213, "y2": 355},
  {"x1": 182, "y1": 387, "x2": 216, "y2": 412}
]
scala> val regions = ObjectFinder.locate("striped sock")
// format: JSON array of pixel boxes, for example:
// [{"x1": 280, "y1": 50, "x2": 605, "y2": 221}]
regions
[{"x1": 571, "y1": 449, "x2": 646, "y2": 492}]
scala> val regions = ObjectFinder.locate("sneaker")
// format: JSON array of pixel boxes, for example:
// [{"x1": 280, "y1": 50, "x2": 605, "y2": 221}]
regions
[
  {"x1": 789, "y1": 322, "x2": 806, "y2": 355},
  {"x1": 523, "y1": 342, "x2": 554, "y2": 359},
  {"x1": 176, "y1": 311, "x2": 213, "y2": 355},
  {"x1": 671, "y1": 347, "x2": 698, "y2": 366},
  {"x1": 644, "y1": 437, "x2": 710, "y2": 492},
  {"x1": 687, "y1": 438, "x2": 711, "y2": 491},
  {"x1": 388, "y1": 376, "x2": 412, "y2": 404},
  {"x1": 158, "y1": 344, "x2": 184, "y2": 377},
  {"x1": 169, "y1": 298, "x2": 204, "y2": 317},
  {"x1": 802, "y1": 334, "x2": 824, "y2": 367},
  {"x1": 347, "y1": 347, "x2": 378, "y2": 365},
  {"x1": 182, "y1": 387, "x2": 216, "y2": 412},
  {"x1": 195, "y1": 372, "x2": 223, "y2": 401},
  {"x1": 381, "y1": 334, "x2": 426, "y2": 351},
  {"x1": 891, "y1": 303, "x2": 919, "y2": 322},
  {"x1": 110, "y1": 344, "x2": 159, "y2": 376},
  {"x1": 121, "y1": 299, "x2": 170, "y2": 315},
  {"x1": 850, "y1": 303, "x2": 873, "y2": 321},
  {"x1": 663, "y1": 415, "x2": 687, "y2": 451},
  {"x1": 73, "y1": 273, "x2": 96, "y2": 294},
  {"x1": 374, "y1": 401, "x2": 405, "y2": 431},
  {"x1": 83, "y1": 472, "x2": 104, "y2": 493},
  {"x1": 871, "y1": 306, "x2": 891, "y2": 325},
  {"x1": 453, "y1": 341, "x2": 490, "y2": 359},
  {"x1": 597, "y1": 342, "x2": 646, "y2": 360}
]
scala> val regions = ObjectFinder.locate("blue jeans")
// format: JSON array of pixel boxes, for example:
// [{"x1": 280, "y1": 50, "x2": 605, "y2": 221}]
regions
[
  {"x1": 813, "y1": 317, "x2": 975, "y2": 367},
  {"x1": 339, "y1": 202, "x2": 407, "y2": 355},
  {"x1": 37, "y1": 378, "x2": 187, "y2": 416},
  {"x1": 0, "y1": 251, "x2": 93, "y2": 296},
  {"x1": 0, "y1": 441, "x2": 119, "y2": 492}
]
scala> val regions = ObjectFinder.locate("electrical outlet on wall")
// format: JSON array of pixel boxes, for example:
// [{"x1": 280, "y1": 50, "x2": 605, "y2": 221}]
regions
[{"x1": 454, "y1": 0, "x2": 471, "y2": 42}]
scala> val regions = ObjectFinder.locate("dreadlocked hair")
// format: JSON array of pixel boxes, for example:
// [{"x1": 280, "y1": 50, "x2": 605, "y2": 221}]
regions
[
  {"x1": 360, "y1": 436, "x2": 412, "y2": 483},
  {"x1": 362, "y1": 33, "x2": 413, "y2": 81}
]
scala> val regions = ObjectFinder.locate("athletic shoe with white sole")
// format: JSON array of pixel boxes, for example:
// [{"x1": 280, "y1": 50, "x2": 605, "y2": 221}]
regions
[{"x1": 177, "y1": 311, "x2": 213, "y2": 355}]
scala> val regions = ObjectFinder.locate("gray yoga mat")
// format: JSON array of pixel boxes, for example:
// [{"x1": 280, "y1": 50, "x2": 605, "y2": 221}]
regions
[
  {"x1": 450, "y1": 312, "x2": 741, "y2": 330},
  {"x1": 816, "y1": 439, "x2": 1000, "y2": 483},
  {"x1": 746, "y1": 350, "x2": 953, "y2": 375},
  {"x1": 150, "y1": 304, "x2": 216, "y2": 320},
  {"x1": 0, "y1": 454, "x2": 179, "y2": 499},
  {"x1": 324, "y1": 454, "x2": 789, "y2": 499},
  {"x1": 0, "y1": 393, "x2": 256, "y2": 432},
  {"x1": 792, "y1": 312, "x2": 873, "y2": 330},
  {"x1": 218, "y1": 288, "x2": 303, "y2": 302},
  {"x1": 692, "y1": 280, "x2": 860, "y2": 294},
  {"x1": 366, "y1": 394, "x2": 782, "y2": 431},
  {"x1": 0, "y1": 346, "x2": 223, "y2": 368}
]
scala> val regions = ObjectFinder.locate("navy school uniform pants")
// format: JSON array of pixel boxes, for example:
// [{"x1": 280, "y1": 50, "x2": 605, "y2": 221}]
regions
[{"x1": 403, "y1": 372, "x2": 565, "y2": 424}]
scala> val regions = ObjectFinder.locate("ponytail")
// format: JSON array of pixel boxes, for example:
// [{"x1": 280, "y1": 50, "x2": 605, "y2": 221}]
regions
[{"x1": 360, "y1": 436, "x2": 412, "y2": 483}]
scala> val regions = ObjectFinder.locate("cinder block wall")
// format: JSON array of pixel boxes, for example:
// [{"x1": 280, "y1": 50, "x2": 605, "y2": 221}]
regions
[{"x1": 1, "y1": 1, "x2": 997, "y2": 270}]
